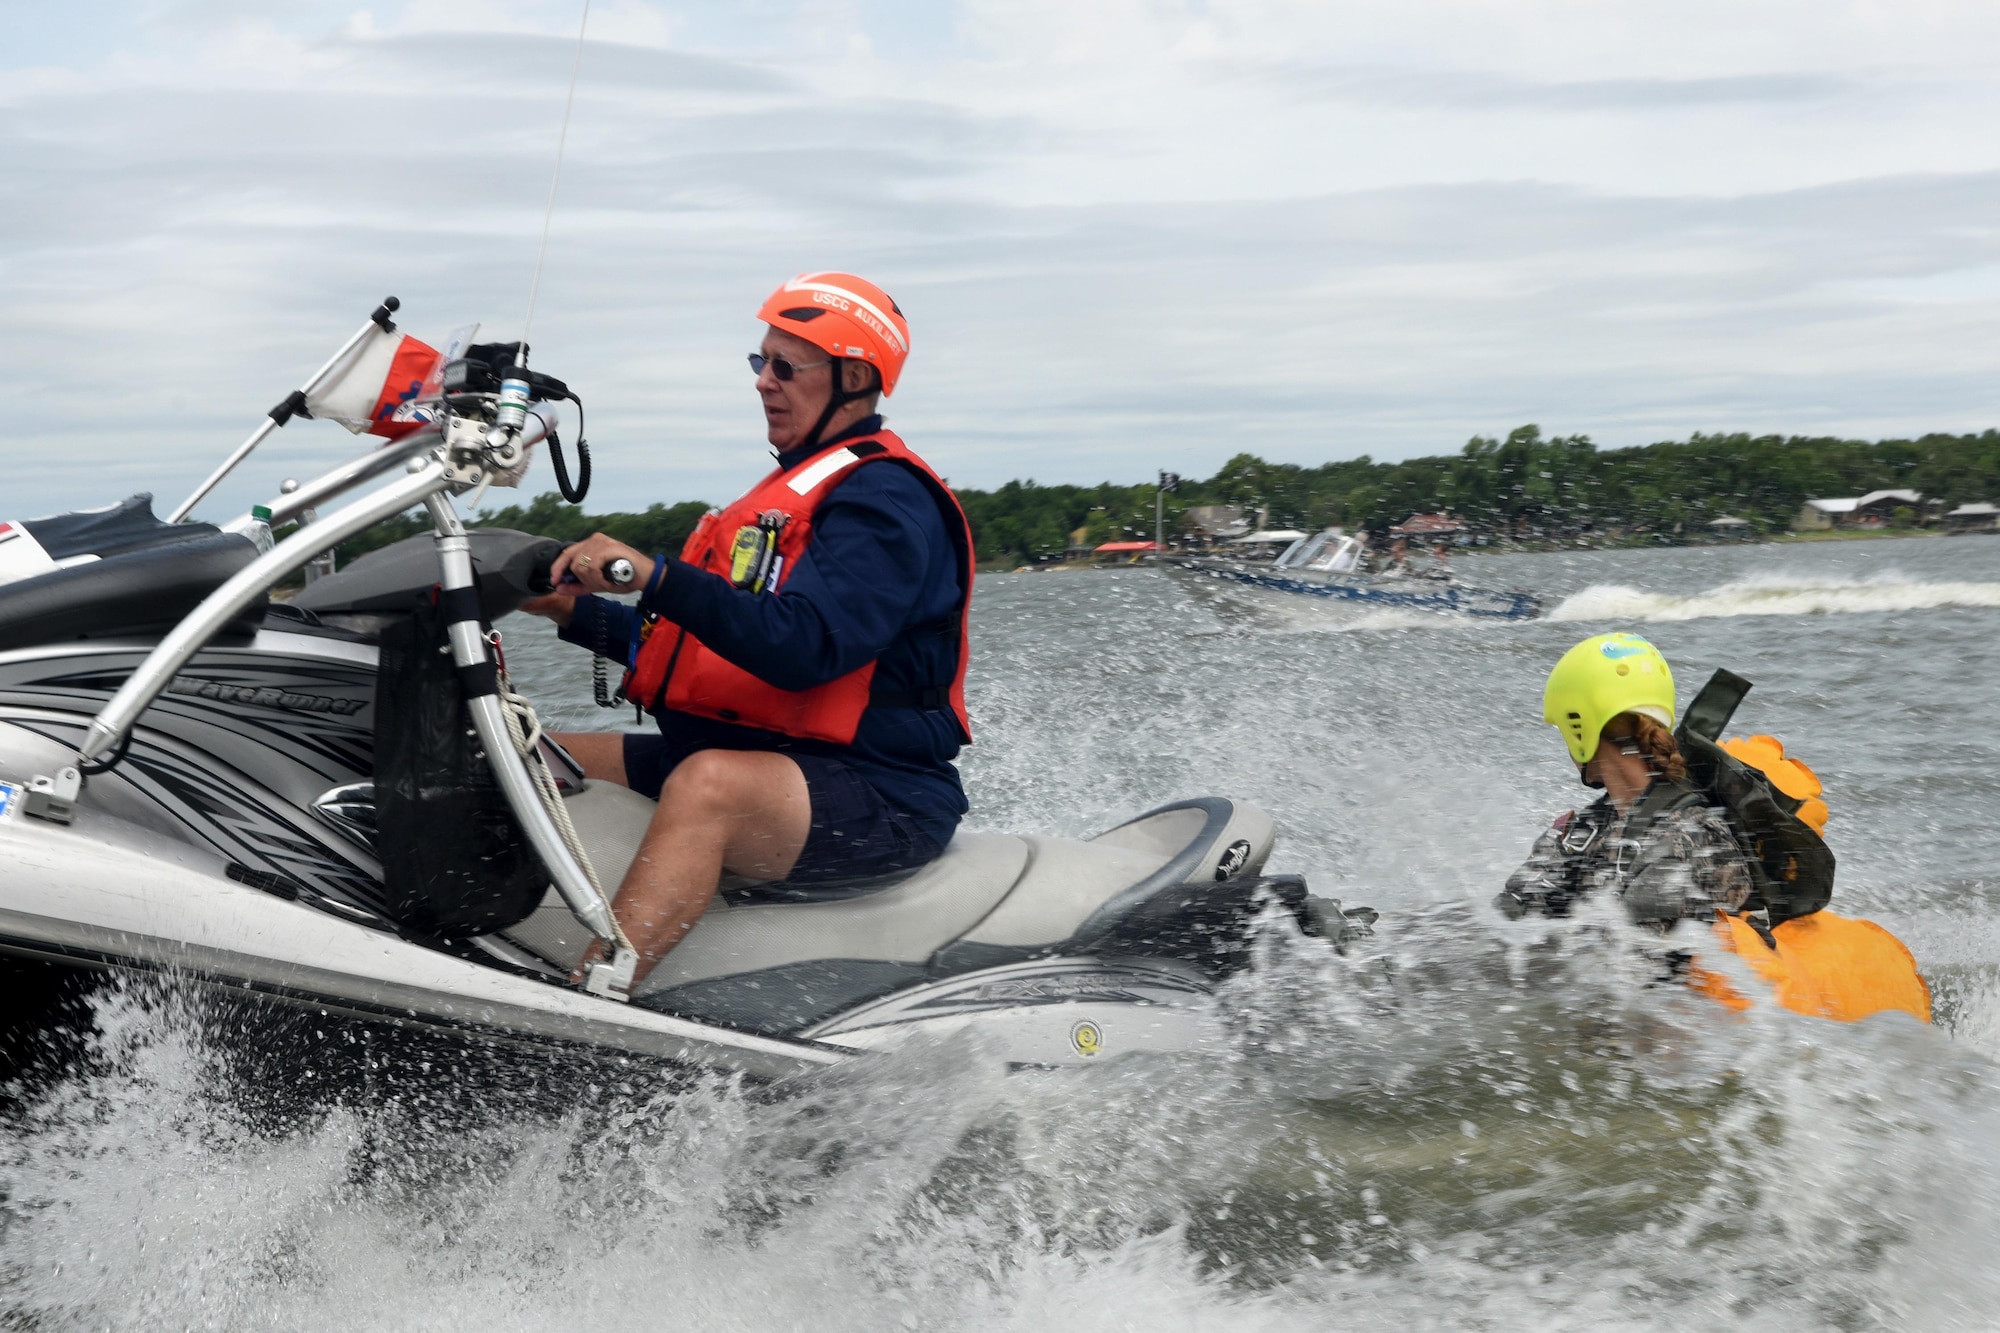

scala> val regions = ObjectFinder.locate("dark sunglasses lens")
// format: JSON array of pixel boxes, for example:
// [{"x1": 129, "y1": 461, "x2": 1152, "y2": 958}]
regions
[{"x1": 748, "y1": 353, "x2": 795, "y2": 381}]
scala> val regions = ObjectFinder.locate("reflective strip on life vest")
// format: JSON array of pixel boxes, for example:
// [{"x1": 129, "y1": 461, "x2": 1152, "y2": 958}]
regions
[{"x1": 785, "y1": 446, "x2": 867, "y2": 496}]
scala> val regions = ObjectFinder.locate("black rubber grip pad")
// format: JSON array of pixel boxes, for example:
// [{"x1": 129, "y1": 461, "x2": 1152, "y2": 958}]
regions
[
  {"x1": 438, "y1": 585, "x2": 483, "y2": 625},
  {"x1": 456, "y1": 660, "x2": 499, "y2": 698}
]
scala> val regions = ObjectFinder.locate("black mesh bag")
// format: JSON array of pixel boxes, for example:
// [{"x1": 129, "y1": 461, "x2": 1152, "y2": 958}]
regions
[{"x1": 372, "y1": 595, "x2": 548, "y2": 937}]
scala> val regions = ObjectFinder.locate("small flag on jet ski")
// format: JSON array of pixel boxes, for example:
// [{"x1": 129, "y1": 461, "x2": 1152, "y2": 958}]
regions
[
  {"x1": 305, "y1": 326, "x2": 442, "y2": 440},
  {"x1": 1159, "y1": 471, "x2": 1180, "y2": 492}
]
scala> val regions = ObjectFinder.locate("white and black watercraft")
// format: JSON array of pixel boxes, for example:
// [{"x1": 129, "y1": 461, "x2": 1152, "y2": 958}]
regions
[
  {"x1": 0, "y1": 302, "x2": 1367, "y2": 1081},
  {"x1": 1168, "y1": 528, "x2": 1541, "y2": 620}
]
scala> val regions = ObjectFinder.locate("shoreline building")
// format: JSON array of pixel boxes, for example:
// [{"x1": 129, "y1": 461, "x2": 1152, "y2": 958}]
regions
[
  {"x1": 1794, "y1": 490, "x2": 1924, "y2": 532},
  {"x1": 1944, "y1": 502, "x2": 2000, "y2": 535}
]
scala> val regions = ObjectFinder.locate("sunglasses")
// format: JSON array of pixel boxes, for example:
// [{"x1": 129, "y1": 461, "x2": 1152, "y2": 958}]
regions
[{"x1": 748, "y1": 352, "x2": 832, "y2": 381}]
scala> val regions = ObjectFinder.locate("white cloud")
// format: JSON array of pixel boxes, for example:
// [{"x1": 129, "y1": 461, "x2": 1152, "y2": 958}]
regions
[{"x1": 3, "y1": 0, "x2": 1999, "y2": 522}]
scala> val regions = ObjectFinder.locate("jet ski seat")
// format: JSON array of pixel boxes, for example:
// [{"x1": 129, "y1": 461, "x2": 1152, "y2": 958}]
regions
[
  {"x1": 0, "y1": 532, "x2": 263, "y2": 653},
  {"x1": 497, "y1": 781, "x2": 1279, "y2": 1035}
]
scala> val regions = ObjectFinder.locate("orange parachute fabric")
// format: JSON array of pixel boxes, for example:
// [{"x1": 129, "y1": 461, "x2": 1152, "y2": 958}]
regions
[
  {"x1": 1689, "y1": 912, "x2": 1932, "y2": 1023},
  {"x1": 1677, "y1": 732, "x2": 1927, "y2": 1021},
  {"x1": 1720, "y1": 733, "x2": 1829, "y2": 835}
]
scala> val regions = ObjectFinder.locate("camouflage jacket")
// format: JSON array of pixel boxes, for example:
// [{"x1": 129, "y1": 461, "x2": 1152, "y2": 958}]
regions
[{"x1": 1498, "y1": 779, "x2": 1755, "y2": 930}]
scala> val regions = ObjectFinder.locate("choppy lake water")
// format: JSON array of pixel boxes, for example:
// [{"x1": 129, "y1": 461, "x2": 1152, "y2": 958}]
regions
[{"x1": 8, "y1": 534, "x2": 2000, "y2": 1329}]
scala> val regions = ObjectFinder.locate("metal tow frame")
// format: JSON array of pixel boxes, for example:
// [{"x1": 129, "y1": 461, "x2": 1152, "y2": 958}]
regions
[{"x1": 78, "y1": 377, "x2": 640, "y2": 1000}]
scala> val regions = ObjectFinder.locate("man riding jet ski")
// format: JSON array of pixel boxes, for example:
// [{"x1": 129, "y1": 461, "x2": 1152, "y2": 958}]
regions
[
  {"x1": 1499, "y1": 632, "x2": 1931, "y2": 1024},
  {"x1": 522, "y1": 273, "x2": 970, "y2": 988},
  {"x1": 0, "y1": 293, "x2": 1364, "y2": 1076}
]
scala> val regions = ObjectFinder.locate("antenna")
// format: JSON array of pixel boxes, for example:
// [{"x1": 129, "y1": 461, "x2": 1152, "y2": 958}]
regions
[{"x1": 520, "y1": 0, "x2": 591, "y2": 362}]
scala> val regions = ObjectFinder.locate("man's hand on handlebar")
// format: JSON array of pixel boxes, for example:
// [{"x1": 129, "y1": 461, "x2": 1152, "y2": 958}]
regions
[
  {"x1": 518, "y1": 593, "x2": 576, "y2": 628},
  {"x1": 547, "y1": 533, "x2": 657, "y2": 598}
]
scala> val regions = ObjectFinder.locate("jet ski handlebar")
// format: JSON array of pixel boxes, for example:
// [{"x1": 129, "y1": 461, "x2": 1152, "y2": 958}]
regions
[{"x1": 263, "y1": 425, "x2": 443, "y2": 528}]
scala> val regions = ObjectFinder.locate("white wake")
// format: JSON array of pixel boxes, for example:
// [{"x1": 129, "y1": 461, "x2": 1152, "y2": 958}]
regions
[{"x1": 1550, "y1": 572, "x2": 2000, "y2": 623}]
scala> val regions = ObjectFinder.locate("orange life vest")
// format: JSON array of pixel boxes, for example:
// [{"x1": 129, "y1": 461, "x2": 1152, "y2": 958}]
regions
[
  {"x1": 623, "y1": 429, "x2": 974, "y2": 747},
  {"x1": 1689, "y1": 911, "x2": 1932, "y2": 1024}
]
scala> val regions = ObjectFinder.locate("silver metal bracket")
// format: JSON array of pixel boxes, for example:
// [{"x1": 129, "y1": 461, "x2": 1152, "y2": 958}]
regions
[
  {"x1": 441, "y1": 413, "x2": 492, "y2": 493},
  {"x1": 24, "y1": 767, "x2": 81, "y2": 825},
  {"x1": 440, "y1": 457, "x2": 488, "y2": 491},
  {"x1": 441, "y1": 409, "x2": 531, "y2": 503},
  {"x1": 483, "y1": 434, "x2": 525, "y2": 472},
  {"x1": 584, "y1": 948, "x2": 639, "y2": 1001},
  {"x1": 444, "y1": 411, "x2": 490, "y2": 456}
]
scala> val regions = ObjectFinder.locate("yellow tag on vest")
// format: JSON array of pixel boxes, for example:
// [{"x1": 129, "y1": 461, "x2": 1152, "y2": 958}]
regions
[{"x1": 728, "y1": 525, "x2": 768, "y2": 588}]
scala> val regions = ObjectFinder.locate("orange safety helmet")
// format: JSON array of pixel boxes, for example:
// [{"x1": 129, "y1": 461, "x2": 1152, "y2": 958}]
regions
[{"x1": 757, "y1": 272, "x2": 911, "y2": 396}]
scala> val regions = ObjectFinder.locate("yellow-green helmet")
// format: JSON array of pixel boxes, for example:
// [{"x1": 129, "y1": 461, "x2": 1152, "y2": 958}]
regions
[{"x1": 1543, "y1": 632, "x2": 1676, "y2": 765}]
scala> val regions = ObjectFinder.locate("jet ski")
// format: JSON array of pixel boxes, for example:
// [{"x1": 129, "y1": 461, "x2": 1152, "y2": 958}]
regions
[
  {"x1": 0, "y1": 302, "x2": 1366, "y2": 1080},
  {"x1": 1167, "y1": 528, "x2": 1541, "y2": 620}
]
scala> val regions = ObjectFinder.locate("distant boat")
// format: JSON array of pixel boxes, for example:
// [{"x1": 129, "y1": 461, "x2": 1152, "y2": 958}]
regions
[{"x1": 1165, "y1": 528, "x2": 1542, "y2": 620}]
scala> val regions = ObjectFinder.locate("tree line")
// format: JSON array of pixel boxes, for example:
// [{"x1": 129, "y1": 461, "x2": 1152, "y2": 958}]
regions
[
  {"x1": 954, "y1": 425, "x2": 2000, "y2": 564},
  {"x1": 337, "y1": 424, "x2": 2000, "y2": 569}
]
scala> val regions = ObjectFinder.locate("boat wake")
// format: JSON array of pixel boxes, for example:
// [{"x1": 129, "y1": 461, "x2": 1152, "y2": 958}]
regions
[
  {"x1": 5, "y1": 911, "x2": 1998, "y2": 1331},
  {"x1": 1550, "y1": 572, "x2": 2000, "y2": 623}
]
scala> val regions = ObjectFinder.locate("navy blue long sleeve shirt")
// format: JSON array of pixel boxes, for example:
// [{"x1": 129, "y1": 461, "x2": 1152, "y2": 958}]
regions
[{"x1": 558, "y1": 418, "x2": 967, "y2": 846}]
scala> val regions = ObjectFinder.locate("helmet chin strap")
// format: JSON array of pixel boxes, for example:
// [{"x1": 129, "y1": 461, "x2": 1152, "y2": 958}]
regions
[{"x1": 801, "y1": 356, "x2": 877, "y2": 449}]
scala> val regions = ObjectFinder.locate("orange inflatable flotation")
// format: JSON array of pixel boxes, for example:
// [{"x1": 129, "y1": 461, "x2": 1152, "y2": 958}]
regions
[
  {"x1": 1720, "y1": 734, "x2": 1829, "y2": 835},
  {"x1": 1689, "y1": 911, "x2": 1932, "y2": 1023}
]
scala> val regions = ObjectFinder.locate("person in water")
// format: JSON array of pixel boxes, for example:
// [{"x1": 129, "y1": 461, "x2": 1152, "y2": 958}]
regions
[
  {"x1": 1500, "y1": 631, "x2": 1931, "y2": 1024},
  {"x1": 1498, "y1": 632, "x2": 1754, "y2": 930},
  {"x1": 522, "y1": 273, "x2": 974, "y2": 985}
]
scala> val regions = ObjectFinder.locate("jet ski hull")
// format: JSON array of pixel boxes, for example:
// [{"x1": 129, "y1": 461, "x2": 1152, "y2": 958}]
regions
[
  {"x1": 0, "y1": 792, "x2": 1238, "y2": 1073},
  {"x1": 0, "y1": 519, "x2": 1318, "y2": 1082},
  {"x1": 805, "y1": 955, "x2": 1225, "y2": 1066},
  {"x1": 0, "y1": 802, "x2": 1232, "y2": 1077},
  {"x1": 0, "y1": 798, "x2": 844, "y2": 1078}
]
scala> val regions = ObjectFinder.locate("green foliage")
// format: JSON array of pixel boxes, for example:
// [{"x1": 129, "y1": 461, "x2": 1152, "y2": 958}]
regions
[
  {"x1": 954, "y1": 426, "x2": 2000, "y2": 564},
  {"x1": 329, "y1": 426, "x2": 2000, "y2": 570},
  {"x1": 952, "y1": 480, "x2": 1165, "y2": 564}
]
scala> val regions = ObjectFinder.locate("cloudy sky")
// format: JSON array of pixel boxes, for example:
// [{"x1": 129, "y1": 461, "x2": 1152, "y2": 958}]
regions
[{"x1": 6, "y1": 0, "x2": 2000, "y2": 519}]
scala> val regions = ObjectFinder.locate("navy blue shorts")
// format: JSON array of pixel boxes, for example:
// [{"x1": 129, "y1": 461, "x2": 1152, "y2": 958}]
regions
[{"x1": 620, "y1": 734, "x2": 943, "y2": 895}]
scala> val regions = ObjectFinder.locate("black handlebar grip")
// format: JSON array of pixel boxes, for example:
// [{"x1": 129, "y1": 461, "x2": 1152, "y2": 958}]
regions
[{"x1": 527, "y1": 542, "x2": 563, "y2": 595}]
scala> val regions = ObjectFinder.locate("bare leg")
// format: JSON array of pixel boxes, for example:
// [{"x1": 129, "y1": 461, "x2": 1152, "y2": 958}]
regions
[
  {"x1": 549, "y1": 731, "x2": 628, "y2": 786},
  {"x1": 578, "y1": 749, "x2": 812, "y2": 987}
]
